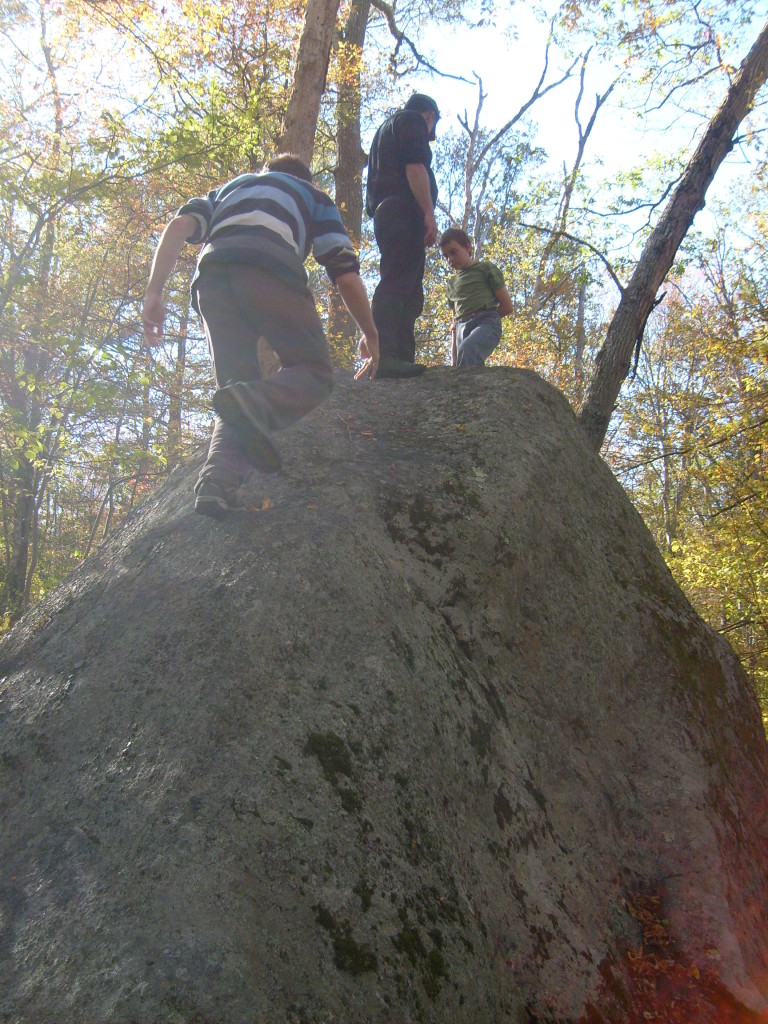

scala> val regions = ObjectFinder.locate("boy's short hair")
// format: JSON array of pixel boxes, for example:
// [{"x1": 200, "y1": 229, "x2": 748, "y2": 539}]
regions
[
  {"x1": 439, "y1": 227, "x2": 472, "y2": 250},
  {"x1": 266, "y1": 153, "x2": 314, "y2": 183}
]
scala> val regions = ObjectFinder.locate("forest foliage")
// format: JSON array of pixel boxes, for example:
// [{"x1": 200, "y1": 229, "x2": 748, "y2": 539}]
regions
[{"x1": 0, "y1": 0, "x2": 766, "y2": 721}]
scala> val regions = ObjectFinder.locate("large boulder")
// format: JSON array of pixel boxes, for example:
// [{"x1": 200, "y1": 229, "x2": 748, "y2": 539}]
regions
[{"x1": 1, "y1": 368, "x2": 767, "y2": 1023}]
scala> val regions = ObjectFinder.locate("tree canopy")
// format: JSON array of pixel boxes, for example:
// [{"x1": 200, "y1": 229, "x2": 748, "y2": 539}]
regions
[{"x1": 0, "y1": 0, "x2": 766, "y2": 722}]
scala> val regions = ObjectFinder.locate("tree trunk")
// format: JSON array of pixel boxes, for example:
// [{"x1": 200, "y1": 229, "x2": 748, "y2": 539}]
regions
[
  {"x1": 167, "y1": 303, "x2": 189, "y2": 472},
  {"x1": 575, "y1": 276, "x2": 587, "y2": 388},
  {"x1": 2, "y1": 213, "x2": 57, "y2": 626},
  {"x1": 278, "y1": 0, "x2": 342, "y2": 163},
  {"x1": 328, "y1": 0, "x2": 371, "y2": 362},
  {"x1": 0, "y1": 4, "x2": 63, "y2": 623},
  {"x1": 3, "y1": 481, "x2": 36, "y2": 625},
  {"x1": 334, "y1": 0, "x2": 369, "y2": 241},
  {"x1": 578, "y1": 20, "x2": 768, "y2": 452}
]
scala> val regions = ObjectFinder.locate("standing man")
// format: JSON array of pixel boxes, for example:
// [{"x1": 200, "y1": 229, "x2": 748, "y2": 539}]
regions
[
  {"x1": 365, "y1": 93, "x2": 440, "y2": 378},
  {"x1": 143, "y1": 153, "x2": 379, "y2": 519}
]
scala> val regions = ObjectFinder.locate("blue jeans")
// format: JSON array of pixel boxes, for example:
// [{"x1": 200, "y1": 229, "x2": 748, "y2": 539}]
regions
[{"x1": 456, "y1": 310, "x2": 502, "y2": 367}]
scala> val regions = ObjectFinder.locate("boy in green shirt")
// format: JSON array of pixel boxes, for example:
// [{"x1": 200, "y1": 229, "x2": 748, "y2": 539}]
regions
[{"x1": 439, "y1": 228, "x2": 514, "y2": 367}]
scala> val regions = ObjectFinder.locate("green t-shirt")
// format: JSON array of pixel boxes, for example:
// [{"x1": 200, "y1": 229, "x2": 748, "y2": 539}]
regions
[{"x1": 445, "y1": 260, "x2": 505, "y2": 319}]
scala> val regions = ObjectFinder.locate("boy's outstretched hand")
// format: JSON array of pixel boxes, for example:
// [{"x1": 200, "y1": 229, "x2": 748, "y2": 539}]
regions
[
  {"x1": 142, "y1": 289, "x2": 165, "y2": 346},
  {"x1": 354, "y1": 333, "x2": 380, "y2": 380},
  {"x1": 142, "y1": 214, "x2": 195, "y2": 347}
]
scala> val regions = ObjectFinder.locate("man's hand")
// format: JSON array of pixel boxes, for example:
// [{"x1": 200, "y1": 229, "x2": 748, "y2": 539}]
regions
[
  {"x1": 424, "y1": 210, "x2": 438, "y2": 247},
  {"x1": 142, "y1": 290, "x2": 166, "y2": 346},
  {"x1": 354, "y1": 332, "x2": 380, "y2": 380},
  {"x1": 404, "y1": 163, "x2": 438, "y2": 246}
]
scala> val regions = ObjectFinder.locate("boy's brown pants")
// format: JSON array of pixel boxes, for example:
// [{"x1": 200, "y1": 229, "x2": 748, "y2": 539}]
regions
[{"x1": 193, "y1": 262, "x2": 334, "y2": 492}]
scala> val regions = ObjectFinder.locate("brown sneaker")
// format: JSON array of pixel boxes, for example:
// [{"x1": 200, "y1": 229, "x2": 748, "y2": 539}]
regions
[{"x1": 194, "y1": 480, "x2": 242, "y2": 519}]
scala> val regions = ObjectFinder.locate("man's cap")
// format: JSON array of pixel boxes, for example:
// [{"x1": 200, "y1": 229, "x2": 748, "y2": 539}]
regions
[{"x1": 404, "y1": 93, "x2": 441, "y2": 120}]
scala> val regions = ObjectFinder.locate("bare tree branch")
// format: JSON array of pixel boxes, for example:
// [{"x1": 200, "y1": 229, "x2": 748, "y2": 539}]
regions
[
  {"x1": 613, "y1": 416, "x2": 768, "y2": 474},
  {"x1": 517, "y1": 221, "x2": 625, "y2": 295},
  {"x1": 530, "y1": 51, "x2": 619, "y2": 314},
  {"x1": 370, "y1": 0, "x2": 472, "y2": 82},
  {"x1": 469, "y1": 19, "x2": 580, "y2": 171}
]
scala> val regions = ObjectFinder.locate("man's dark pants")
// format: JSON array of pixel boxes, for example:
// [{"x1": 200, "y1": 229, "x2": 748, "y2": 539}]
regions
[
  {"x1": 371, "y1": 195, "x2": 426, "y2": 363},
  {"x1": 194, "y1": 262, "x2": 333, "y2": 492}
]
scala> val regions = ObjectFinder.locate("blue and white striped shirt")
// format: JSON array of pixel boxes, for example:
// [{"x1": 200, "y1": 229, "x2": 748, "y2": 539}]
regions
[{"x1": 178, "y1": 171, "x2": 360, "y2": 291}]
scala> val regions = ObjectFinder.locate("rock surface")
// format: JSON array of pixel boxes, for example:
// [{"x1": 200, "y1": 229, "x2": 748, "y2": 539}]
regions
[{"x1": 1, "y1": 368, "x2": 767, "y2": 1024}]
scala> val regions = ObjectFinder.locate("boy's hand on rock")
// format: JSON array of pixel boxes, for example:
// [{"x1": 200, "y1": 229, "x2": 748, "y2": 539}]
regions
[{"x1": 355, "y1": 333, "x2": 380, "y2": 380}]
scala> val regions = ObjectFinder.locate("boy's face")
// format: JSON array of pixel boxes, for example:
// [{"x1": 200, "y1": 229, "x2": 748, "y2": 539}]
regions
[{"x1": 440, "y1": 239, "x2": 474, "y2": 270}]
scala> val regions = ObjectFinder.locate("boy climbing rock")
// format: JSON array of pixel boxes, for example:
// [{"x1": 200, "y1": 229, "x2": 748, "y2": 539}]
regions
[{"x1": 142, "y1": 154, "x2": 379, "y2": 518}]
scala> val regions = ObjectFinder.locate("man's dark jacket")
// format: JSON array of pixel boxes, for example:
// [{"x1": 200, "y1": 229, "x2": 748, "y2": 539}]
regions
[{"x1": 365, "y1": 109, "x2": 438, "y2": 217}]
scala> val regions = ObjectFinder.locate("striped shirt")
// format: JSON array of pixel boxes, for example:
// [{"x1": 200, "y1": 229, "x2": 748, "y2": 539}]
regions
[{"x1": 177, "y1": 171, "x2": 360, "y2": 292}]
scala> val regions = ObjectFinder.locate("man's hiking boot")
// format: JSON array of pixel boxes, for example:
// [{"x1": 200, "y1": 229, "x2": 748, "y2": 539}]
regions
[
  {"x1": 376, "y1": 357, "x2": 427, "y2": 379},
  {"x1": 212, "y1": 383, "x2": 282, "y2": 472},
  {"x1": 194, "y1": 479, "x2": 242, "y2": 519}
]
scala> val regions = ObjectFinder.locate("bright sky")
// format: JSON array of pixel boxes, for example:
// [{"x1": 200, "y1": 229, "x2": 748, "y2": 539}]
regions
[
  {"x1": 413, "y1": 11, "x2": 624, "y2": 169},
  {"x1": 391, "y1": 2, "x2": 763, "y2": 240}
]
